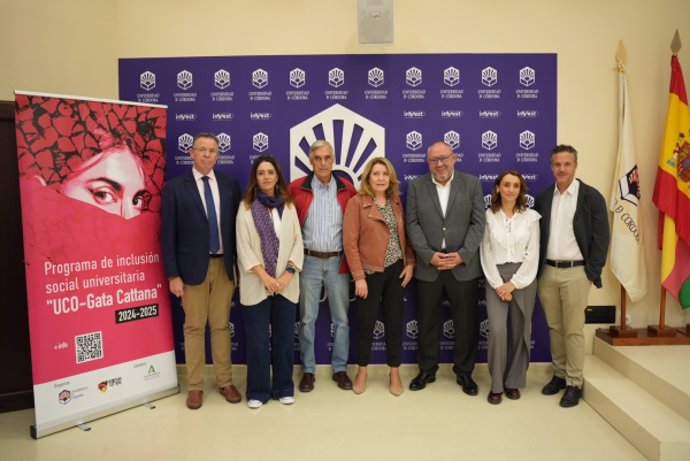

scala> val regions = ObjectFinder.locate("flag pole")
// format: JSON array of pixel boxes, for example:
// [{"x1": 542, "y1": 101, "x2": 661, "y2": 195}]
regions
[
  {"x1": 608, "y1": 40, "x2": 638, "y2": 338},
  {"x1": 649, "y1": 30, "x2": 682, "y2": 338}
]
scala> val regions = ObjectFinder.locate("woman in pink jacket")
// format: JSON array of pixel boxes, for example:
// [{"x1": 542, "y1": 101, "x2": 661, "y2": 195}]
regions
[{"x1": 343, "y1": 157, "x2": 415, "y2": 396}]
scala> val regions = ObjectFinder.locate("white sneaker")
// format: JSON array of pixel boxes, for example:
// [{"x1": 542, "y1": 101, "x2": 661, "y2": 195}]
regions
[
  {"x1": 247, "y1": 399, "x2": 263, "y2": 409},
  {"x1": 278, "y1": 396, "x2": 295, "y2": 405}
]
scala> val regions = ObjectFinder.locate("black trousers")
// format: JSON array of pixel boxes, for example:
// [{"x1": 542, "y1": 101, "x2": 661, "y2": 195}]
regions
[
  {"x1": 416, "y1": 272, "x2": 479, "y2": 375},
  {"x1": 355, "y1": 260, "x2": 404, "y2": 367}
]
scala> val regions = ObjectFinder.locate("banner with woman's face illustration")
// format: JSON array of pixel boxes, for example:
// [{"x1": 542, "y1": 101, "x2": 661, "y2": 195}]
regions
[{"x1": 15, "y1": 92, "x2": 177, "y2": 438}]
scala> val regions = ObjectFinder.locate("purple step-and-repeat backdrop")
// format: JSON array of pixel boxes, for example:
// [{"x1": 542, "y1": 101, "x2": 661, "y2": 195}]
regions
[{"x1": 119, "y1": 53, "x2": 557, "y2": 365}]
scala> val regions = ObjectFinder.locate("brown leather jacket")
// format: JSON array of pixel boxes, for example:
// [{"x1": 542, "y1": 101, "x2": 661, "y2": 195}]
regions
[{"x1": 343, "y1": 194, "x2": 415, "y2": 281}]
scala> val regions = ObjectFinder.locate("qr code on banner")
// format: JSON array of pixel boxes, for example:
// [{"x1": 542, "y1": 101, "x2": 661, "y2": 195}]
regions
[{"x1": 75, "y1": 331, "x2": 103, "y2": 364}]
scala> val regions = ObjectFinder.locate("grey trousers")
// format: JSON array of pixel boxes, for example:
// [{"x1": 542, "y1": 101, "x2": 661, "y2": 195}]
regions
[{"x1": 485, "y1": 262, "x2": 537, "y2": 394}]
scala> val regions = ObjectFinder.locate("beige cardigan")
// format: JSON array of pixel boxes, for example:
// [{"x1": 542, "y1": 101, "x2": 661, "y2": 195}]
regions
[{"x1": 236, "y1": 201, "x2": 304, "y2": 306}]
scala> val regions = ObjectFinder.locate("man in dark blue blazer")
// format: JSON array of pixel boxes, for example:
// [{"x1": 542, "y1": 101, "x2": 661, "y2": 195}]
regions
[
  {"x1": 161, "y1": 133, "x2": 241, "y2": 409},
  {"x1": 535, "y1": 144, "x2": 610, "y2": 408}
]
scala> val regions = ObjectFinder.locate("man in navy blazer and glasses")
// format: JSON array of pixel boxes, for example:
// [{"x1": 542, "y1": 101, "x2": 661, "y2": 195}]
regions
[{"x1": 161, "y1": 132, "x2": 242, "y2": 410}]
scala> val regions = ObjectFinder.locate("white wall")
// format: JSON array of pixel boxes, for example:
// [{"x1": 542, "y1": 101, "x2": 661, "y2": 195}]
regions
[{"x1": 2, "y1": 0, "x2": 689, "y2": 326}]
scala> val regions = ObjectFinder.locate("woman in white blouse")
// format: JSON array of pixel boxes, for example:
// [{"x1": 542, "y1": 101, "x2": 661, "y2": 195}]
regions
[{"x1": 480, "y1": 170, "x2": 540, "y2": 405}]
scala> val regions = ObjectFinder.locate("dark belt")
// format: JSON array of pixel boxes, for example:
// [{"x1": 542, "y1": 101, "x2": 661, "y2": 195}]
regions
[
  {"x1": 209, "y1": 254, "x2": 224, "y2": 258},
  {"x1": 304, "y1": 249, "x2": 343, "y2": 259},
  {"x1": 545, "y1": 259, "x2": 584, "y2": 268}
]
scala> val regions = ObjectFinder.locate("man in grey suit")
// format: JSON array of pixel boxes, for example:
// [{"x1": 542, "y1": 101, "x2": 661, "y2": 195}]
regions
[{"x1": 406, "y1": 141, "x2": 486, "y2": 394}]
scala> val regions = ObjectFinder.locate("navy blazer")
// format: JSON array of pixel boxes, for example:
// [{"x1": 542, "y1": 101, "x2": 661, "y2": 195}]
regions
[
  {"x1": 534, "y1": 179, "x2": 610, "y2": 288},
  {"x1": 161, "y1": 170, "x2": 241, "y2": 285}
]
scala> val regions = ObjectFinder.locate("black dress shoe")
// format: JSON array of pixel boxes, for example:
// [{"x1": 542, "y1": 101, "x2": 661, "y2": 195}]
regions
[
  {"x1": 541, "y1": 376, "x2": 566, "y2": 395},
  {"x1": 298, "y1": 373, "x2": 315, "y2": 392},
  {"x1": 559, "y1": 386, "x2": 582, "y2": 408},
  {"x1": 409, "y1": 372, "x2": 436, "y2": 391},
  {"x1": 487, "y1": 392, "x2": 502, "y2": 405},
  {"x1": 332, "y1": 371, "x2": 353, "y2": 390},
  {"x1": 456, "y1": 374, "x2": 478, "y2": 396},
  {"x1": 504, "y1": 387, "x2": 521, "y2": 400}
]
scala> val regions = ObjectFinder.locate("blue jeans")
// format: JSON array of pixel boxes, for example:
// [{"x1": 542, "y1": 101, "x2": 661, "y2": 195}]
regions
[
  {"x1": 299, "y1": 255, "x2": 350, "y2": 373},
  {"x1": 243, "y1": 295, "x2": 296, "y2": 403}
]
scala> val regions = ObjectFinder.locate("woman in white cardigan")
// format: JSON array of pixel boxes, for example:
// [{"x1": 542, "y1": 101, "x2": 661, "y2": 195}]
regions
[
  {"x1": 236, "y1": 155, "x2": 303, "y2": 409},
  {"x1": 480, "y1": 170, "x2": 540, "y2": 405}
]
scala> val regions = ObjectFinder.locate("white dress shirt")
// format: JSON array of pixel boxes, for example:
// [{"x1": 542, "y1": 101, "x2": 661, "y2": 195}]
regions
[{"x1": 545, "y1": 180, "x2": 584, "y2": 261}]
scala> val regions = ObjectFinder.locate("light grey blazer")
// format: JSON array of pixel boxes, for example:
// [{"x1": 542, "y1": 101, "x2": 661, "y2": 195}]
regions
[{"x1": 405, "y1": 171, "x2": 486, "y2": 282}]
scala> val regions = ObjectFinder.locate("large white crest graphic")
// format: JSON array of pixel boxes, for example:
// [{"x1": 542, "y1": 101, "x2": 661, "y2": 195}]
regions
[{"x1": 289, "y1": 104, "x2": 385, "y2": 188}]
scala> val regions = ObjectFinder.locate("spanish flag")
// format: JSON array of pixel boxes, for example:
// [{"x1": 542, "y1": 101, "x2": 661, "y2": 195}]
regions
[{"x1": 652, "y1": 55, "x2": 690, "y2": 309}]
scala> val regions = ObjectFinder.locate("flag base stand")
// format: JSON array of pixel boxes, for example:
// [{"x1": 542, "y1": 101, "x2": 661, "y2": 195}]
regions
[
  {"x1": 678, "y1": 324, "x2": 690, "y2": 336},
  {"x1": 608, "y1": 325, "x2": 638, "y2": 338},
  {"x1": 647, "y1": 324, "x2": 677, "y2": 337},
  {"x1": 596, "y1": 327, "x2": 690, "y2": 345}
]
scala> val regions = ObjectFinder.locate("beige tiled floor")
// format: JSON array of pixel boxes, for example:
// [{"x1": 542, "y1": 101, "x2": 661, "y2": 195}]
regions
[{"x1": 0, "y1": 364, "x2": 646, "y2": 461}]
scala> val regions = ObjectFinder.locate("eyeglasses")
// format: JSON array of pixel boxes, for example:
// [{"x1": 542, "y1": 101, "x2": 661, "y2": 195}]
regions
[
  {"x1": 192, "y1": 147, "x2": 219, "y2": 154},
  {"x1": 427, "y1": 154, "x2": 454, "y2": 164}
]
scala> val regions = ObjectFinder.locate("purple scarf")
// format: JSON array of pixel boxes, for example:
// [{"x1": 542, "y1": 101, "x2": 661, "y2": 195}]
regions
[{"x1": 251, "y1": 191, "x2": 284, "y2": 277}]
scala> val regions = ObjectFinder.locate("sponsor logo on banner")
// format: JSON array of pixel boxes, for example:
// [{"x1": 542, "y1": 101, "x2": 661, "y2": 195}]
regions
[
  {"x1": 229, "y1": 321, "x2": 239, "y2": 352},
  {"x1": 517, "y1": 66, "x2": 540, "y2": 99},
  {"x1": 442, "y1": 319, "x2": 455, "y2": 339},
  {"x1": 328, "y1": 67, "x2": 345, "y2": 88},
  {"x1": 403, "y1": 110, "x2": 425, "y2": 119},
  {"x1": 441, "y1": 66, "x2": 464, "y2": 99},
  {"x1": 215, "y1": 133, "x2": 236, "y2": 164},
  {"x1": 479, "y1": 66, "x2": 502, "y2": 99},
  {"x1": 444, "y1": 131, "x2": 461, "y2": 150},
  {"x1": 217, "y1": 133, "x2": 232, "y2": 153},
  {"x1": 293, "y1": 321, "x2": 300, "y2": 339},
  {"x1": 443, "y1": 66, "x2": 460, "y2": 87},
  {"x1": 406, "y1": 131, "x2": 423, "y2": 151},
  {"x1": 406, "y1": 67, "x2": 423, "y2": 87},
  {"x1": 525, "y1": 194, "x2": 535, "y2": 208},
  {"x1": 174, "y1": 70, "x2": 197, "y2": 102},
  {"x1": 441, "y1": 110, "x2": 463, "y2": 119},
  {"x1": 479, "y1": 110, "x2": 501, "y2": 119},
  {"x1": 330, "y1": 323, "x2": 336, "y2": 338},
  {"x1": 405, "y1": 320, "x2": 419, "y2": 339},
  {"x1": 516, "y1": 131, "x2": 539, "y2": 163},
  {"x1": 98, "y1": 377, "x2": 123, "y2": 393},
  {"x1": 215, "y1": 69, "x2": 231, "y2": 90},
  {"x1": 402, "y1": 67, "x2": 425, "y2": 100},
  {"x1": 177, "y1": 70, "x2": 193, "y2": 90},
  {"x1": 250, "y1": 112, "x2": 272, "y2": 121},
  {"x1": 478, "y1": 319, "x2": 490, "y2": 351},
  {"x1": 290, "y1": 68, "x2": 306, "y2": 88},
  {"x1": 484, "y1": 194, "x2": 493, "y2": 208},
  {"x1": 249, "y1": 69, "x2": 272, "y2": 101},
  {"x1": 252, "y1": 68, "x2": 269, "y2": 89},
  {"x1": 178, "y1": 133, "x2": 194, "y2": 153},
  {"x1": 482, "y1": 130, "x2": 498, "y2": 150},
  {"x1": 368, "y1": 67, "x2": 385, "y2": 87},
  {"x1": 211, "y1": 69, "x2": 234, "y2": 102},
  {"x1": 365, "y1": 67, "x2": 388, "y2": 100},
  {"x1": 287, "y1": 68, "x2": 310, "y2": 101},
  {"x1": 372, "y1": 320, "x2": 385, "y2": 340},
  {"x1": 479, "y1": 131, "x2": 502, "y2": 163},
  {"x1": 140, "y1": 71, "x2": 156, "y2": 91},
  {"x1": 519, "y1": 66, "x2": 536, "y2": 87},
  {"x1": 253, "y1": 132, "x2": 269, "y2": 152},
  {"x1": 58, "y1": 389, "x2": 71, "y2": 404},
  {"x1": 325, "y1": 68, "x2": 348, "y2": 100},
  {"x1": 144, "y1": 365, "x2": 160, "y2": 381},
  {"x1": 517, "y1": 110, "x2": 539, "y2": 118},
  {"x1": 519, "y1": 130, "x2": 536, "y2": 150},
  {"x1": 136, "y1": 71, "x2": 160, "y2": 103},
  {"x1": 289, "y1": 104, "x2": 384, "y2": 187},
  {"x1": 175, "y1": 113, "x2": 197, "y2": 122},
  {"x1": 212, "y1": 112, "x2": 234, "y2": 121}
]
